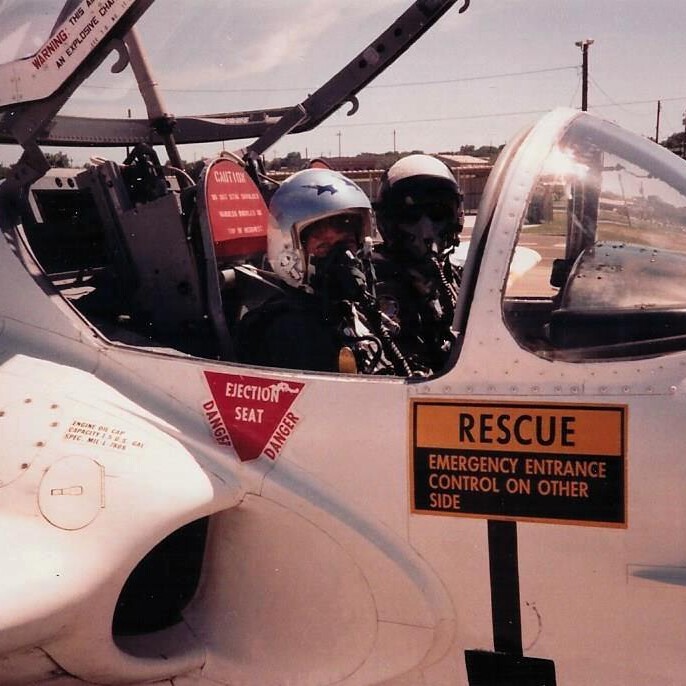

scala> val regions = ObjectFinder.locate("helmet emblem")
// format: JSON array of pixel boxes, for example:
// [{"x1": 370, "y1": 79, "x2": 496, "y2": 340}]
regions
[{"x1": 302, "y1": 183, "x2": 338, "y2": 195}]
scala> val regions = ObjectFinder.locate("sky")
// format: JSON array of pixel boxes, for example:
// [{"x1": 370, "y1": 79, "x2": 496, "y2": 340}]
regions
[{"x1": 2, "y1": 0, "x2": 686, "y2": 166}]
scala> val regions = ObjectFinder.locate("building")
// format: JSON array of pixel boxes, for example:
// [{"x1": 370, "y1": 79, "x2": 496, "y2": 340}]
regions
[
  {"x1": 270, "y1": 153, "x2": 493, "y2": 213},
  {"x1": 434, "y1": 154, "x2": 492, "y2": 214}
]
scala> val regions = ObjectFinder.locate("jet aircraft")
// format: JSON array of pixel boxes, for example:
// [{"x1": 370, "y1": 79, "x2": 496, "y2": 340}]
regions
[{"x1": 0, "y1": 1, "x2": 685, "y2": 685}]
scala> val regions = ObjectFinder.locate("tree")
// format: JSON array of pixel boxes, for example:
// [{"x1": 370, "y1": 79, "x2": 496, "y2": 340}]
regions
[
  {"x1": 268, "y1": 151, "x2": 303, "y2": 171},
  {"x1": 177, "y1": 159, "x2": 206, "y2": 181},
  {"x1": 661, "y1": 131, "x2": 685, "y2": 157},
  {"x1": 45, "y1": 151, "x2": 72, "y2": 168},
  {"x1": 439, "y1": 144, "x2": 502, "y2": 162}
]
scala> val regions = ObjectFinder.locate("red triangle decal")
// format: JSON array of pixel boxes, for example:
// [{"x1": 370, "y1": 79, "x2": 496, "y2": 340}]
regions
[{"x1": 204, "y1": 372, "x2": 304, "y2": 461}]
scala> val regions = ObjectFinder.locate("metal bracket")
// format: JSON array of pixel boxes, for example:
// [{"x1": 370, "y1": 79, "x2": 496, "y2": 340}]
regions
[{"x1": 346, "y1": 96, "x2": 360, "y2": 117}]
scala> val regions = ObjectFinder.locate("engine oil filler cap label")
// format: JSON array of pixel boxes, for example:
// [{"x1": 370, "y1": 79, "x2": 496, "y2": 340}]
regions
[{"x1": 410, "y1": 400, "x2": 627, "y2": 527}]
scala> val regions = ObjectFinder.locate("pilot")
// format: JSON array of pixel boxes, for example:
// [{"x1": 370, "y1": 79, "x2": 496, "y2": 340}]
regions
[
  {"x1": 235, "y1": 168, "x2": 400, "y2": 374},
  {"x1": 373, "y1": 154, "x2": 464, "y2": 373}
]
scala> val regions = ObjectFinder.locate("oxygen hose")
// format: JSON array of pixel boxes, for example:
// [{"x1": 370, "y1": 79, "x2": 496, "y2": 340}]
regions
[
  {"x1": 356, "y1": 295, "x2": 419, "y2": 377},
  {"x1": 315, "y1": 243, "x2": 424, "y2": 377},
  {"x1": 430, "y1": 254, "x2": 458, "y2": 320}
]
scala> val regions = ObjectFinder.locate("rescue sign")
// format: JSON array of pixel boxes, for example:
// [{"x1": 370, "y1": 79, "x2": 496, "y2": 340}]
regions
[{"x1": 410, "y1": 400, "x2": 627, "y2": 527}]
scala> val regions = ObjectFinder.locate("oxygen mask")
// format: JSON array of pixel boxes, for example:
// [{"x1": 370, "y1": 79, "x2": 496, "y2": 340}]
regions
[
  {"x1": 302, "y1": 214, "x2": 369, "y2": 300},
  {"x1": 308, "y1": 240, "x2": 369, "y2": 302},
  {"x1": 393, "y1": 194, "x2": 459, "y2": 260}
]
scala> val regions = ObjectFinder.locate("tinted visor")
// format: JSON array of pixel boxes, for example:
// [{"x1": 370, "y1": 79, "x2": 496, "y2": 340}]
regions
[
  {"x1": 400, "y1": 198, "x2": 457, "y2": 223},
  {"x1": 300, "y1": 212, "x2": 365, "y2": 244},
  {"x1": 388, "y1": 187, "x2": 459, "y2": 224},
  {"x1": 300, "y1": 212, "x2": 366, "y2": 259}
]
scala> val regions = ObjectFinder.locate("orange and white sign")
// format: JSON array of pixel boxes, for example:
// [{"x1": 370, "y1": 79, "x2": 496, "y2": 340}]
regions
[
  {"x1": 204, "y1": 372, "x2": 303, "y2": 461},
  {"x1": 411, "y1": 400, "x2": 627, "y2": 527}
]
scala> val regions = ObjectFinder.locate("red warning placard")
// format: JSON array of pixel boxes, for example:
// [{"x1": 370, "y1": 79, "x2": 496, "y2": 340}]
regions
[
  {"x1": 203, "y1": 371, "x2": 304, "y2": 461},
  {"x1": 202, "y1": 158, "x2": 268, "y2": 259}
]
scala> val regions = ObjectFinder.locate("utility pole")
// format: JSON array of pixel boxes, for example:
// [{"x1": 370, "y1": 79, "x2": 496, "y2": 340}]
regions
[
  {"x1": 682, "y1": 110, "x2": 686, "y2": 159},
  {"x1": 337, "y1": 131, "x2": 342, "y2": 158},
  {"x1": 393, "y1": 129, "x2": 397, "y2": 153},
  {"x1": 575, "y1": 39, "x2": 594, "y2": 111},
  {"x1": 655, "y1": 100, "x2": 661, "y2": 143}
]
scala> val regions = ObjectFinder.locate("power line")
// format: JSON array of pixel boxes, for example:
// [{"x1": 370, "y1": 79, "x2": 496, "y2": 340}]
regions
[
  {"x1": 588, "y1": 94, "x2": 686, "y2": 109},
  {"x1": 367, "y1": 65, "x2": 578, "y2": 89},
  {"x1": 317, "y1": 96, "x2": 686, "y2": 131},
  {"x1": 588, "y1": 75, "x2": 637, "y2": 116},
  {"x1": 79, "y1": 64, "x2": 578, "y2": 94},
  {"x1": 590, "y1": 94, "x2": 682, "y2": 138},
  {"x1": 73, "y1": 63, "x2": 686, "y2": 136},
  {"x1": 318, "y1": 108, "x2": 549, "y2": 129},
  {"x1": 568, "y1": 74, "x2": 582, "y2": 107}
]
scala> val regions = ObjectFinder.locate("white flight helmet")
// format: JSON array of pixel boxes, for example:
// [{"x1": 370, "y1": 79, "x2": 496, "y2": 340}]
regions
[
  {"x1": 376, "y1": 154, "x2": 463, "y2": 257},
  {"x1": 267, "y1": 168, "x2": 374, "y2": 289}
]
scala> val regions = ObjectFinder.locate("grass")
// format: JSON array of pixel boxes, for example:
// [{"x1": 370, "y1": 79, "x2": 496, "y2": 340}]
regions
[{"x1": 520, "y1": 208, "x2": 686, "y2": 251}]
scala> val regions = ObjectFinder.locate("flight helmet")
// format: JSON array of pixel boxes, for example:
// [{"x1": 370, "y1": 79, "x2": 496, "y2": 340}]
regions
[
  {"x1": 267, "y1": 168, "x2": 375, "y2": 289},
  {"x1": 376, "y1": 154, "x2": 463, "y2": 259}
]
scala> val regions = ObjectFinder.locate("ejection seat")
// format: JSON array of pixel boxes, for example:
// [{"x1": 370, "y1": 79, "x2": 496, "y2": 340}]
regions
[
  {"x1": 87, "y1": 151, "x2": 237, "y2": 358},
  {"x1": 191, "y1": 156, "x2": 284, "y2": 333},
  {"x1": 19, "y1": 145, "x2": 233, "y2": 359},
  {"x1": 20, "y1": 149, "x2": 284, "y2": 360}
]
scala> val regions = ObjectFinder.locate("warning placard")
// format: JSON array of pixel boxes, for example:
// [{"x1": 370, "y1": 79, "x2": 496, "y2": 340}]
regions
[
  {"x1": 202, "y1": 158, "x2": 268, "y2": 259},
  {"x1": 204, "y1": 371, "x2": 303, "y2": 461},
  {"x1": 411, "y1": 400, "x2": 627, "y2": 527}
]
